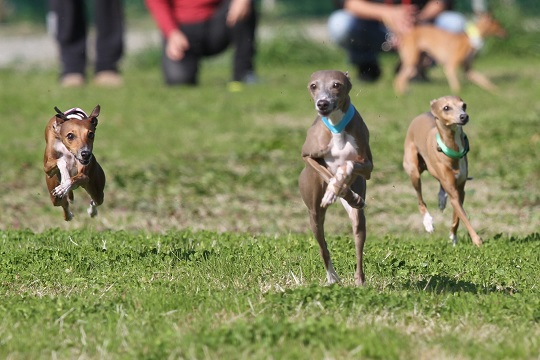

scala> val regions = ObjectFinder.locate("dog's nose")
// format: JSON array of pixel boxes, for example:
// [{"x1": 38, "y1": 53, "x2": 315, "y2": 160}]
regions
[
  {"x1": 81, "y1": 150, "x2": 91, "y2": 160},
  {"x1": 460, "y1": 114, "x2": 469, "y2": 124},
  {"x1": 317, "y1": 99, "x2": 330, "y2": 111}
]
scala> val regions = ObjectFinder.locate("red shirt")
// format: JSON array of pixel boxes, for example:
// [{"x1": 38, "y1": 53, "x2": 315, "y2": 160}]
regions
[{"x1": 145, "y1": 0, "x2": 223, "y2": 38}]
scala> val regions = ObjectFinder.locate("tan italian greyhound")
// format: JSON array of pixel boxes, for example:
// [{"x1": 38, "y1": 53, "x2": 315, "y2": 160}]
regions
[
  {"x1": 394, "y1": 13, "x2": 507, "y2": 94},
  {"x1": 403, "y1": 96, "x2": 481, "y2": 246},
  {"x1": 43, "y1": 105, "x2": 105, "y2": 221},
  {"x1": 298, "y1": 70, "x2": 373, "y2": 286}
]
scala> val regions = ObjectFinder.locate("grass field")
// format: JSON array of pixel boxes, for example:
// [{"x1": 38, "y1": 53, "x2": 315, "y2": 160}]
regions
[{"x1": 0, "y1": 18, "x2": 539, "y2": 359}]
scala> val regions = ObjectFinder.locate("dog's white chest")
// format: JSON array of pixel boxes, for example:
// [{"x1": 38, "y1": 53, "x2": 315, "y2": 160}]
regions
[
  {"x1": 54, "y1": 140, "x2": 78, "y2": 176},
  {"x1": 324, "y1": 133, "x2": 358, "y2": 174}
]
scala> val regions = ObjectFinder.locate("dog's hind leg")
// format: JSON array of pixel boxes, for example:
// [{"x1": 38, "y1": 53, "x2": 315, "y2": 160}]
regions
[
  {"x1": 349, "y1": 207, "x2": 366, "y2": 286},
  {"x1": 310, "y1": 207, "x2": 340, "y2": 284},
  {"x1": 83, "y1": 160, "x2": 105, "y2": 218},
  {"x1": 440, "y1": 177, "x2": 482, "y2": 246},
  {"x1": 299, "y1": 166, "x2": 340, "y2": 284},
  {"x1": 438, "y1": 184, "x2": 448, "y2": 210},
  {"x1": 466, "y1": 70, "x2": 497, "y2": 92}
]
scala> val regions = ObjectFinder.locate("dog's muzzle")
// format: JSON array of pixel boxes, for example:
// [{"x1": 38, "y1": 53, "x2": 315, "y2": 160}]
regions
[
  {"x1": 459, "y1": 114, "x2": 469, "y2": 125},
  {"x1": 316, "y1": 99, "x2": 335, "y2": 116},
  {"x1": 78, "y1": 151, "x2": 93, "y2": 165}
]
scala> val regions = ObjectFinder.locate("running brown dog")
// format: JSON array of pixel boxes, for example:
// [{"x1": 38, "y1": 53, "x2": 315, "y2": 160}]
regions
[
  {"x1": 299, "y1": 70, "x2": 373, "y2": 286},
  {"x1": 403, "y1": 96, "x2": 481, "y2": 246},
  {"x1": 43, "y1": 105, "x2": 105, "y2": 221}
]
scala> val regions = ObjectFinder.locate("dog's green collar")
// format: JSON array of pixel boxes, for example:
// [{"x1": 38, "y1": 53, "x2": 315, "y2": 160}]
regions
[
  {"x1": 436, "y1": 133, "x2": 469, "y2": 159},
  {"x1": 466, "y1": 22, "x2": 484, "y2": 49},
  {"x1": 322, "y1": 104, "x2": 355, "y2": 134}
]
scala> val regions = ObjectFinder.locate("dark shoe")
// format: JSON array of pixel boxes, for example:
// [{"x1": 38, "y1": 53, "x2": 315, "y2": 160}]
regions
[
  {"x1": 358, "y1": 63, "x2": 381, "y2": 82},
  {"x1": 241, "y1": 71, "x2": 258, "y2": 84}
]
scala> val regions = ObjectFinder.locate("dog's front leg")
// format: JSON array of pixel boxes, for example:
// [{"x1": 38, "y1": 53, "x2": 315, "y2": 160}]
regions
[
  {"x1": 51, "y1": 158, "x2": 73, "y2": 198},
  {"x1": 44, "y1": 157, "x2": 59, "y2": 178},
  {"x1": 321, "y1": 162, "x2": 354, "y2": 207},
  {"x1": 352, "y1": 159, "x2": 373, "y2": 180}
]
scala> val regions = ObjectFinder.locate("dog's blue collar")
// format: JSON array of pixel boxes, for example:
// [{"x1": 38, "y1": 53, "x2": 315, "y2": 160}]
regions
[
  {"x1": 436, "y1": 133, "x2": 469, "y2": 159},
  {"x1": 322, "y1": 104, "x2": 355, "y2": 134}
]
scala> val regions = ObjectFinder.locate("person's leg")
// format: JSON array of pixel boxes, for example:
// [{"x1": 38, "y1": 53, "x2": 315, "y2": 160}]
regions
[
  {"x1": 328, "y1": 10, "x2": 386, "y2": 81},
  {"x1": 434, "y1": 11, "x2": 467, "y2": 33},
  {"x1": 93, "y1": 0, "x2": 124, "y2": 74},
  {"x1": 48, "y1": 0, "x2": 87, "y2": 79},
  {"x1": 161, "y1": 23, "x2": 204, "y2": 85},
  {"x1": 206, "y1": 0, "x2": 258, "y2": 82}
]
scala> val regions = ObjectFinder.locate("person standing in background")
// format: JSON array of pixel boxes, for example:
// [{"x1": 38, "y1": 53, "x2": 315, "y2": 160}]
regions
[
  {"x1": 328, "y1": 0, "x2": 466, "y2": 82},
  {"x1": 48, "y1": 0, "x2": 124, "y2": 87},
  {"x1": 145, "y1": 0, "x2": 257, "y2": 88}
]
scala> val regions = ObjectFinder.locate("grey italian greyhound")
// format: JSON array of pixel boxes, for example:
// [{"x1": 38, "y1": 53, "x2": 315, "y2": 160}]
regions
[
  {"x1": 298, "y1": 70, "x2": 373, "y2": 286},
  {"x1": 403, "y1": 95, "x2": 482, "y2": 246}
]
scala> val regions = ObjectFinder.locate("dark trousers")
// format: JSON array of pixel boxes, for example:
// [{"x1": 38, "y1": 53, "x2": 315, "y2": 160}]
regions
[
  {"x1": 48, "y1": 0, "x2": 124, "y2": 76},
  {"x1": 162, "y1": 0, "x2": 257, "y2": 85}
]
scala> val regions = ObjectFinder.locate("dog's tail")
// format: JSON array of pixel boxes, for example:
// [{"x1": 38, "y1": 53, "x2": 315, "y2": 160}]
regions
[{"x1": 438, "y1": 185, "x2": 447, "y2": 211}]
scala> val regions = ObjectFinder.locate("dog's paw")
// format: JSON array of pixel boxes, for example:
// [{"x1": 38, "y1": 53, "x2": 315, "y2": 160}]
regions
[
  {"x1": 449, "y1": 232, "x2": 457, "y2": 246},
  {"x1": 87, "y1": 201, "x2": 98, "y2": 218},
  {"x1": 321, "y1": 189, "x2": 337, "y2": 208},
  {"x1": 52, "y1": 181, "x2": 72, "y2": 198},
  {"x1": 64, "y1": 210, "x2": 73, "y2": 221},
  {"x1": 423, "y1": 213, "x2": 434, "y2": 233}
]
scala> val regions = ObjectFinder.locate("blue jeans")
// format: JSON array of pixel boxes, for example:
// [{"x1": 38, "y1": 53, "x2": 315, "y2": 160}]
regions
[{"x1": 328, "y1": 10, "x2": 466, "y2": 66}]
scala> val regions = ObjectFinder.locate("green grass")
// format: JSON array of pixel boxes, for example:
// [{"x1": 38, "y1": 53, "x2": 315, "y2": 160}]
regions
[
  {"x1": 0, "y1": 25, "x2": 539, "y2": 359},
  {"x1": 1, "y1": 230, "x2": 539, "y2": 359}
]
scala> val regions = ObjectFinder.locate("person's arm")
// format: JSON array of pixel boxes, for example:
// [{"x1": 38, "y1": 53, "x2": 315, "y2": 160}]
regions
[
  {"x1": 145, "y1": 0, "x2": 189, "y2": 60},
  {"x1": 227, "y1": 0, "x2": 252, "y2": 26},
  {"x1": 144, "y1": 0, "x2": 178, "y2": 38},
  {"x1": 417, "y1": 0, "x2": 447, "y2": 22}
]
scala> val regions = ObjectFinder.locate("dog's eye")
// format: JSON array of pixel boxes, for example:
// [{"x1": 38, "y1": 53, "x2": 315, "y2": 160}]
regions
[
  {"x1": 66, "y1": 133, "x2": 75, "y2": 141},
  {"x1": 443, "y1": 106, "x2": 450, "y2": 111},
  {"x1": 87, "y1": 132, "x2": 94, "y2": 140},
  {"x1": 462, "y1": 103, "x2": 467, "y2": 111},
  {"x1": 332, "y1": 82, "x2": 342, "y2": 89},
  {"x1": 309, "y1": 83, "x2": 317, "y2": 90}
]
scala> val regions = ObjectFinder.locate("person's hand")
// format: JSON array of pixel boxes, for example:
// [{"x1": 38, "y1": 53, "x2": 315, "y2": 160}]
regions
[
  {"x1": 227, "y1": 0, "x2": 251, "y2": 27},
  {"x1": 166, "y1": 29, "x2": 190, "y2": 61},
  {"x1": 382, "y1": 5, "x2": 417, "y2": 37}
]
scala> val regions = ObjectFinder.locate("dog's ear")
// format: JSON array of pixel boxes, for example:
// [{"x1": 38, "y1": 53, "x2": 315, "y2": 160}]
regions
[
  {"x1": 429, "y1": 99, "x2": 440, "y2": 118},
  {"x1": 53, "y1": 106, "x2": 68, "y2": 133},
  {"x1": 54, "y1": 106, "x2": 69, "y2": 121},
  {"x1": 90, "y1": 104, "x2": 100, "y2": 118},
  {"x1": 89, "y1": 105, "x2": 100, "y2": 127},
  {"x1": 343, "y1": 71, "x2": 352, "y2": 91}
]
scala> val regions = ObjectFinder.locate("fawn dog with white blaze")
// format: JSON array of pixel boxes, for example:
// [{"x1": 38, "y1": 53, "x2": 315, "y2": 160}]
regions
[
  {"x1": 299, "y1": 70, "x2": 373, "y2": 286},
  {"x1": 403, "y1": 96, "x2": 481, "y2": 246},
  {"x1": 43, "y1": 105, "x2": 105, "y2": 221}
]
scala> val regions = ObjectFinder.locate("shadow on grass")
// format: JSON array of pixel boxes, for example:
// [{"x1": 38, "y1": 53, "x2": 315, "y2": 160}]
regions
[
  {"x1": 407, "y1": 275, "x2": 510, "y2": 294},
  {"x1": 137, "y1": 248, "x2": 215, "y2": 262}
]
